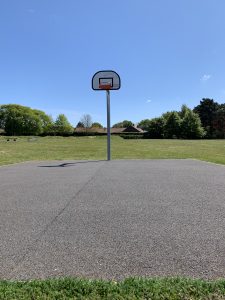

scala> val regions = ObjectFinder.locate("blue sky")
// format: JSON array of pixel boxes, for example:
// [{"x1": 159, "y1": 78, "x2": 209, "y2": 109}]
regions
[{"x1": 1, "y1": 0, "x2": 225, "y2": 126}]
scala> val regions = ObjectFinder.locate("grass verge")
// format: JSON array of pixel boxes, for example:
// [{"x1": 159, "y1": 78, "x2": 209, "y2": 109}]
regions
[
  {"x1": 1, "y1": 277, "x2": 225, "y2": 299},
  {"x1": 0, "y1": 136, "x2": 225, "y2": 166}
]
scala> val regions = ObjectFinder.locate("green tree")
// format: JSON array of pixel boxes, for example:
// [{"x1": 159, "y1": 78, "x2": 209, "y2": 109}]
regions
[
  {"x1": 193, "y1": 98, "x2": 219, "y2": 137},
  {"x1": 212, "y1": 106, "x2": 225, "y2": 138},
  {"x1": 162, "y1": 111, "x2": 173, "y2": 121},
  {"x1": 33, "y1": 109, "x2": 54, "y2": 134},
  {"x1": 179, "y1": 104, "x2": 190, "y2": 119},
  {"x1": 112, "y1": 122, "x2": 123, "y2": 128},
  {"x1": 76, "y1": 121, "x2": 84, "y2": 128},
  {"x1": 180, "y1": 107, "x2": 205, "y2": 139},
  {"x1": 54, "y1": 114, "x2": 73, "y2": 135},
  {"x1": 91, "y1": 122, "x2": 103, "y2": 128},
  {"x1": 122, "y1": 120, "x2": 134, "y2": 127},
  {"x1": 0, "y1": 104, "x2": 43, "y2": 135},
  {"x1": 112, "y1": 120, "x2": 134, "y2": 128},
  {"x1": 138, "y1": 119, "x2": 151, "y2": 131},
  {"x1": 163, "y1": 111, "x2": 181, "y2": 138},
  {"x1": 145, "y1": 117, "x2": 165, "y2": 138}
]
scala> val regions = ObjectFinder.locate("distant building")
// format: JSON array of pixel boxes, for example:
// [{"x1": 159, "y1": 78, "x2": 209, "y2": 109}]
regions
[
  {"x1": 75, "y1": 127, "x2": 124, "y2": 134},
  {"x1": 74, "y1": 126, "x2": 144, "y2": 134},
  {"x1": 122, "y1": 125, "x2": 144, "y2": 133}
]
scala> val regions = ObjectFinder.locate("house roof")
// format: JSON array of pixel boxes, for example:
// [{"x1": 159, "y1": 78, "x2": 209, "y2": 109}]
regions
[
  {"x1": 75, "y1": 126, "x2": 144, "y2": 134},
  {"x1": 122, "y1": 126, "x2": 144, "y2": 133},
  {"x1": 75, "y1": 127, "x2": 126, "y2": 133}
]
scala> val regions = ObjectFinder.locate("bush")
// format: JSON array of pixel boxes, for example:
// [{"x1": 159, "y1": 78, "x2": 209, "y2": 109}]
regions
[
  {"x1": 74, "y1": 131, "x2": 106, "y2": 136},
  {"x1": 120, "y1": 134, "x2": 144, "y2": 139}
]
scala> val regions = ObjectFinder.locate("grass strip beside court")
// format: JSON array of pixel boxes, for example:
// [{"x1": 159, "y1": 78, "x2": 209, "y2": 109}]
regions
[
  {"x1": 1, "y1": 277, "x2": 225, "y2": 299},
  {"x1": 0, "y1": 136, "x2": 225, "y2": 166}
]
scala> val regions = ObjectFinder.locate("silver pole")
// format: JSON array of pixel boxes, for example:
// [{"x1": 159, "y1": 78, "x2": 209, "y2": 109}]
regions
[{"x1": 106, "y1": 90, "x2": 111, "y2": 161}]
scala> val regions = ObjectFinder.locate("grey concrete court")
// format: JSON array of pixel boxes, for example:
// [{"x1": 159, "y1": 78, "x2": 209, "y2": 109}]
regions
[{"x1": 0, "y1": 159, "x2": 225, "y2": 280}]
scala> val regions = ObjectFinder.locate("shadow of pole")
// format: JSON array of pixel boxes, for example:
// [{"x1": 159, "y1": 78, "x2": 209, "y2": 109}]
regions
[{"x1": 38, "y1": 160, "x2": 106, "y2": 168}]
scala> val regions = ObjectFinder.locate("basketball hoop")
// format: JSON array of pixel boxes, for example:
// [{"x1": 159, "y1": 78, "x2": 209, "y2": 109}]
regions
[
  {"x1": 99, "y1": 84, "x2": 112, "y2": 90},
  {"x1": 92, "y1": 70, "x2": 121, "y2": 161}
]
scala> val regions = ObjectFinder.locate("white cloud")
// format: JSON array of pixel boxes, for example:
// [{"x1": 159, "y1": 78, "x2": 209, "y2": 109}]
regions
[
  {"x1": 201, "y1": 74, "x2": 211, "y2": 82},
  {"x1": 146, "y1": 99, "x2": 152, "y2": 103}
]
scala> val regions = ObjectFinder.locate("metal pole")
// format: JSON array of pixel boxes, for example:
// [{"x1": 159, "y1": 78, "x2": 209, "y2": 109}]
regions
[{"x1": 106, "y1": 90, "x2": 111, "y2": 161}]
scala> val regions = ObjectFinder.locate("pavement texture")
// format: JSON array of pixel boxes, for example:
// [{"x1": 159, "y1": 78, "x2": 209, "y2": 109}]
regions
[{"x1": 0, "y1": 159, "x2": 225, "y2": 280}]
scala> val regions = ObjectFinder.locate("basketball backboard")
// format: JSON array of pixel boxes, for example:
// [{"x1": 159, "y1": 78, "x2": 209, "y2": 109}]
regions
[{"x1": 92, "y1": 70, "x2": 121, "y2": 90}]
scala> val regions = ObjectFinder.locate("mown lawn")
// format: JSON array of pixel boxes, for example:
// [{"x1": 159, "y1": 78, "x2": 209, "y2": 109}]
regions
[
  {"x1": 0, "y1": 136, "x2": 225, "y2": 165},
  {"x1": 1, "y1": 277, "x2": 225, "y2": 299}
]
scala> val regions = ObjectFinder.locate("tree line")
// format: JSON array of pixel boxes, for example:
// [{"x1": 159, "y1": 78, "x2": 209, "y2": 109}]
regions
[
  {"x1": 0, "y1": 105, "x2": 103, "y2": 136},
  {"x1": 0, "y1": 98, "x2": 224, "y2": 138},
  {"x1": 137, "y1": 99, "x2": 225, "y2": 139},
  {"x1": 0, "y1": 104, "x2": 73, "y2": 136}
]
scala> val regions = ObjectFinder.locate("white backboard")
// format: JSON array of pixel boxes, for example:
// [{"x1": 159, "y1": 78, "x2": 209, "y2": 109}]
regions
[{"x1": 92, "y1": 70, "x2": 121, "y2": 90}]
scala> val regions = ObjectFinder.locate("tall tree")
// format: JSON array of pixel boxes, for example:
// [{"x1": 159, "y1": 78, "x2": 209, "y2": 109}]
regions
[
  {"x1": 193, "y1": 98, "x2": 219, "y2": 137},
  {"x1": 145, "y1": 117, "x2": 165, "y2": 138},
  {"x1": 180, "y1": 107, "x2": 205, "y2": 139},
  {"x1": 80, "y1": 114, "x2": 92, "y2": 129},
  {"x1": 163, "y1": 111, "x2": 181, "y2": 138},
  {"x1": 179, "y1": 104, "x2": 190, "y2": 119},
  {"x1": 212, "y1": 106, "x2": 225, "y2": 138},
  {"x1": 33, "y1": 109, "x2": 54, "y2": 134},
  {"x1": 138, "y1": 119, "x2": 151, "y2": 131},
  {"x1": 54, "y1": 114, "x2": 73, "y2": 135}
]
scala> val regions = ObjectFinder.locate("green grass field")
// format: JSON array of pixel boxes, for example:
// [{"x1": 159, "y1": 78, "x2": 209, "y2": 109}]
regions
[
  {"x1": 1, "y1": 277, "x2": 225, "y2": 299},
  {"x1": 0, "y1": 136, "x2": 225, "y2": 166}
]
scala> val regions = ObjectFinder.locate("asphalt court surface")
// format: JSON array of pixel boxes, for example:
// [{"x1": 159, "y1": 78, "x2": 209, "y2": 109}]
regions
[{"x1": 1, "y1": 159, "x2": 225, "y2": 280}]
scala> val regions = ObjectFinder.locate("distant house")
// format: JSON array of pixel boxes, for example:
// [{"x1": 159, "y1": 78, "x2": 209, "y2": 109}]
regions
[
  {"x1": 111, "y1": 128, "x2": 126, "y2": 134},
  {"x1": 75, "y1": 127, "x2": 123, "y2": 134},
  {"x1": 74, "y1": 126, "x2": 143, "y2": 134},
  {"x1": 75, "y1": 127, "x2": 125, "y2": 134},
  {"x1": 122, "y1": 125, "x2": 144, "y2": 133}
]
